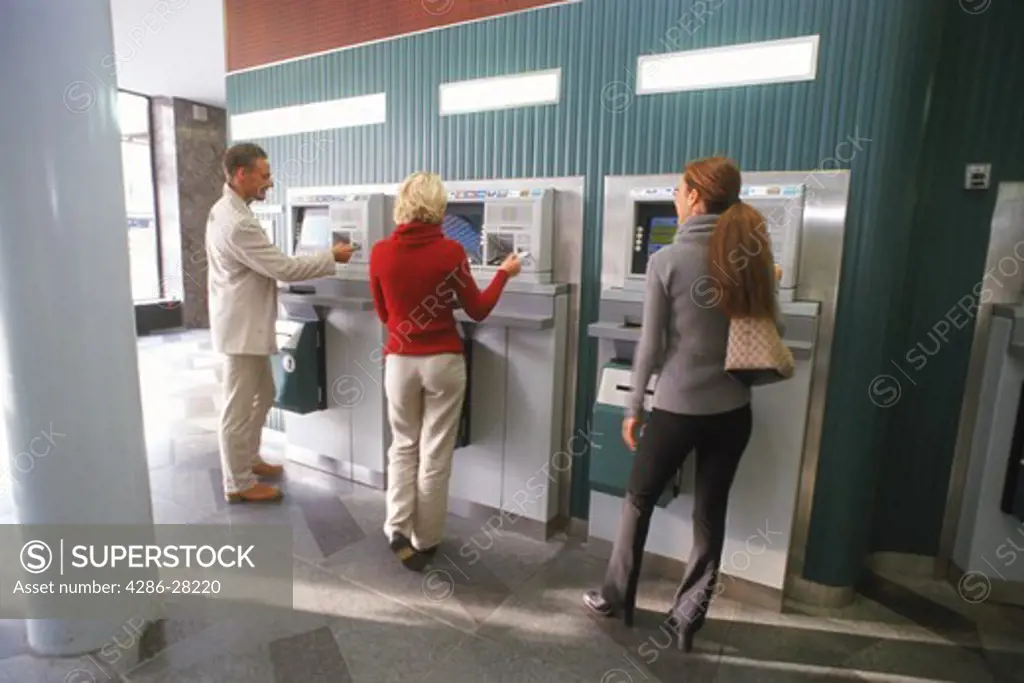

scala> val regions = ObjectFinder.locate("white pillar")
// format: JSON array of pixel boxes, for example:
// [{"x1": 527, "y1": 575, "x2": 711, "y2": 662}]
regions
[{"x1": 0, "y1": 0, "x2": 155, "y2": 656}]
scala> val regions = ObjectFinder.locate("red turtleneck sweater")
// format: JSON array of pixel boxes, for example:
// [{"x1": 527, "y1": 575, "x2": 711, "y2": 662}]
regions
[{"x1": 369, "y1": 221, "x2": 509, "y2": 355}]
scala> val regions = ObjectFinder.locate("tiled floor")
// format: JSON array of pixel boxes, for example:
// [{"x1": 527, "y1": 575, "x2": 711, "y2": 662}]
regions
[{"x1": 1, "y1": 328, "x2": 1023, "y2": 682}]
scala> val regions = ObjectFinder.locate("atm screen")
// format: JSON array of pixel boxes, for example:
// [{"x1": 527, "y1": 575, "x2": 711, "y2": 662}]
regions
[
  {"x1": 296, "y1": 207, "x2": 331, "y2": 250},
  {"x1": 647, "y1": 217, "x2": 677, "y2": 256},
  {"x1": 442, "y1": 202, "x2": 484, "y2": 265},
  {"x1": 630, "y1": 203, "x2": 677, "y2": 277}
]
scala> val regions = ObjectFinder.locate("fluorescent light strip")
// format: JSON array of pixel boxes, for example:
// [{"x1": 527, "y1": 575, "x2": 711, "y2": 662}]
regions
[
  {"x1": 440, "y1": 68, "x2": 561, "y2": 116},
  {"x1": 637, "y1": 35, "x2": 819, "y2": 95},
  {"x1": 229, "y1": 93, "x2": 387, "y2": 139}
]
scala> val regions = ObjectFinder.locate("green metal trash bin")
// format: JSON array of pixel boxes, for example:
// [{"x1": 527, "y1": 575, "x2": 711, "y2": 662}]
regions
[
  {"x1": 271, "y1": 317, "x2": 326, "y2": 414},
  {"x1": 589, "y1": 361, "x2": 678, "y2": 508}
]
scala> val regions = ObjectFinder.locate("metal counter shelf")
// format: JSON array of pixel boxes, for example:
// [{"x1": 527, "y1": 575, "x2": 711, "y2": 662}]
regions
[
  {"x1": 278, "y1": 290, "x2": 375, "y2": 311},
  {"x1": 587, "y1": 321, "x2": 814, "y2": 361},
  {"x1": 455, "y1": 311, "x2": 554, "y2": 330}
]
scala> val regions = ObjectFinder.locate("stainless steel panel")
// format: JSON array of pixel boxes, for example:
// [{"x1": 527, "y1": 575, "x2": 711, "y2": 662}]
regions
[
  {"x1": 252, "y1": 203, "x2": 285, "y2": 246},
  {"x1": 501, "y1": 295, "x2": 570, "y2": 524},
  {"x1": 601, "y1": 170, "x2": 851, "y2": 584},
  {"x1": 449, "y1": 324, "x2": 506, "y2": 508},
  {"x1": 992, "y1": 304, "x2": 1023, "y2": 319},
  {"x1": 279, "y1": 292, "x2": 375, "y2": 311},
  {"x1": 942, "y1": 182, "x2": 1024, "y2": 565},
  {"x1": 588, "y1": 321, "x2": 815, "y2": 361},
  {"x1": 346, "y1": 309, "x2": 390, "y2": 480},
  {"x1": 589, "y1": 311, "x2": 819, "y2": 346},
  {"x1": 992, "y1": 304, "x2": 1024, "y2": 349},
  {"x1": 456, "y1": 313, "x2": 554, "y2": 330},
  {"x1": 586, "y1": 321, "x2": 642, "y2": 343},
  {"x1": 495, "y1": 282, "x2": 571, "y2": 295}
]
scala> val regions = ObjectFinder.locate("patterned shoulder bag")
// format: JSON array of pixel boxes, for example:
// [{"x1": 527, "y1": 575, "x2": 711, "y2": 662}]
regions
[{"x1": 724, "y1": 314, "x2": 795, "y2": 387}]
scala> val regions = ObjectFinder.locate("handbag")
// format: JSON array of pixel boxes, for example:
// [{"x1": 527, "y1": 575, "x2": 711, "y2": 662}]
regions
[{"x1": 725, "y1": 315, "x2": 795, "y2": 386}]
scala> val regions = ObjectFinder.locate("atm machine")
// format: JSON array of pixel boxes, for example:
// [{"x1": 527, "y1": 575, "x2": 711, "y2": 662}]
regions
[
  {"x1": 438, "y1": 189, "x2": 554, "y2": 448},
  {"x1": 949, "y1": 182, "x2": 1024, "y2": 605},
  {"x1": 252, "y1": 203, "x2": 285, "y2": 246},
  {"x1": 587, "y1": 172, "x2": 849, "y2": 607},
  {"x1": 440, "y1": 183, "x2": 572, "y2": 538},
  {"x1": 442, "y1": 188, "x2": 555, "y2": 284},
  {"x1": 273, "y1": 188, "x2": 394, "y2": 489},
  {"x1": 250, "y1": 203, "x2": 289, "y2": 431}
]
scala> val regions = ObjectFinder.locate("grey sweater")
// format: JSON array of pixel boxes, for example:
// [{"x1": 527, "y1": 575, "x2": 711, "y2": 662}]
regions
[{"x1": 627, "y1": 213, "x2": 781, "y2": 419}]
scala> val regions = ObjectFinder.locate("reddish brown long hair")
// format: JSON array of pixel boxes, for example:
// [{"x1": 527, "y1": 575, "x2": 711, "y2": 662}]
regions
[{"x1": 684, "y1": 157, "x2": 776, "y2": 319}]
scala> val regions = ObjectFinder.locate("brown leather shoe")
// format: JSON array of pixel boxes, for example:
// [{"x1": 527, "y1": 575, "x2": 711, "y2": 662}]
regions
[
  {"x1": 225, "y1": 482, "x2": 284, "y2": 504},
  {"x1": 252, "y1": 461, "x2": 284, "y2": 478}
]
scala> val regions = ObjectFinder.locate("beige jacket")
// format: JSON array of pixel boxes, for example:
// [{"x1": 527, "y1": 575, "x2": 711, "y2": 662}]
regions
[{"x1": 206, "y1": 185, "x2": 335, "y2": 356}]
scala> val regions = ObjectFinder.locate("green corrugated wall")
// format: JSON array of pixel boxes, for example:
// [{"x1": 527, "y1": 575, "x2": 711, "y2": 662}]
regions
[
  {"x1": 871, "y1": 2, "x2": 1024, "y2": 556},
  {"x1": 228, "y1": 0, "x2": 1019, "y2": 586}
]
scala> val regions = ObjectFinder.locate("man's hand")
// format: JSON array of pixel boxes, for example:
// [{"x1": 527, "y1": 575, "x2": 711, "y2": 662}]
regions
[{"x1": 332, "y1": 243, "x2": 356, "y2": 263}]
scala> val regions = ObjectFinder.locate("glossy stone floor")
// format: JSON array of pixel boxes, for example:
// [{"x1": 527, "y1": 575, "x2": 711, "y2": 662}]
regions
[{"x1": 0, "y1": 328, "x2": 1023, "y2": 682}]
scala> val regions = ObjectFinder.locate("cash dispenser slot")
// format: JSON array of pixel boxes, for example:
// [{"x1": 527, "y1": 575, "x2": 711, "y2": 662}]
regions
[
  {"x1": 271, "y1": 313, "x2": 326, "y2": 415},
  {"x1": 590, "y1": 362, "x2": 680, "y2": 507}
]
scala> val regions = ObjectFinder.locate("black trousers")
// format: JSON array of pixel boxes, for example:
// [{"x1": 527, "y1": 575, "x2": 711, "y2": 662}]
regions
[{"x1": 600, "y1": 404, "x2": 752, "y2": 634}]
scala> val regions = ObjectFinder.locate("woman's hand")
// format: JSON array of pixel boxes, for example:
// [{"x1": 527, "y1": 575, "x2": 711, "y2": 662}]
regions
[
  {"x1": 622, "y1": 416, "x2": 641, "y2": 452},
  {"x1": 774, "y1": 264, "x2": 782, "y2": 281},
  {"x1": 499, "y1": 253, "x2": 522, "y2": 277}
]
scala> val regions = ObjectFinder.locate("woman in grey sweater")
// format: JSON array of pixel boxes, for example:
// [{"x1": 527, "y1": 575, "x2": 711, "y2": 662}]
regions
[{"x1": 582, "y1": 157, "x2": 780, "y2": 652}]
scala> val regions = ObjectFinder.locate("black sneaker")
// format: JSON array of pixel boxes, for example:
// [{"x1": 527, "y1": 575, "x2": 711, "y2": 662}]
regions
[{"x1": 389, "y1": 533, "x2": 428, "y2": 572}]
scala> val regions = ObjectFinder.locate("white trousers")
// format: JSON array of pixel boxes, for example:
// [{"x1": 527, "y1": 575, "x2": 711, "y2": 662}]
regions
[
  {"x1": 383, "y1": 353, "x2": 467, "y2": 550},
  {"x1": 218, "y1": 354, "x2": 275, "y2": 494}
]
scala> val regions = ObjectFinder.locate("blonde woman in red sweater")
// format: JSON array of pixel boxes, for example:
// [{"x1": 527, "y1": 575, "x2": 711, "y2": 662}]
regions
[{"x1": 369, "y1": 172, "x2": 522, "y2": 570}]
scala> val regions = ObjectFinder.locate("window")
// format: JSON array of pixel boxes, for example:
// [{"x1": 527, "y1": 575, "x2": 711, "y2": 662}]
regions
[{"x1": 118, "y1": 91, "x2": 161, "y2": 302}]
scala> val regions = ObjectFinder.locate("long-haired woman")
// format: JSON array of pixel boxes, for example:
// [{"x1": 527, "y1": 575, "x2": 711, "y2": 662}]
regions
[{"x1": 582, "y1": 156, "x2": 781, "y2": 651}]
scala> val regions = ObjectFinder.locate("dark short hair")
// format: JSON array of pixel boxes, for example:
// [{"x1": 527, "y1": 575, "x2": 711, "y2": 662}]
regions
[{"x1": 222, "y1": 142, "x2": 267, "y2": 177}]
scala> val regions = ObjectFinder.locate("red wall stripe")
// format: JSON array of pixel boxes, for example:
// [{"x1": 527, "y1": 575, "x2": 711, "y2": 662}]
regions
[{"x1": 225, "y1": 0, "x2": 568, "y2": 72}]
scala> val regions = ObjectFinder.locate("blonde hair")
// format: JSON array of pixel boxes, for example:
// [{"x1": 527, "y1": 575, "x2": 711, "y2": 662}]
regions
[{"x1": 394, "y1": 172, "x2": 447, "y2": 225}]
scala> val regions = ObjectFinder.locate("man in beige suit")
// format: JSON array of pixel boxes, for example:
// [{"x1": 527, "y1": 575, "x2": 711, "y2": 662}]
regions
[{"x1": 207, "y1": 142, "x2": 354, "y2": 503}]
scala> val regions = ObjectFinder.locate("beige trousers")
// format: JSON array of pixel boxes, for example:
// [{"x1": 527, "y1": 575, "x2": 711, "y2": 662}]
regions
[
  {"x1": 218, "y1": 354, "x2": 275, "y2": 494},
  {"x1": 383, "y1": 353, "x2": 467, "y2": 550}
]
